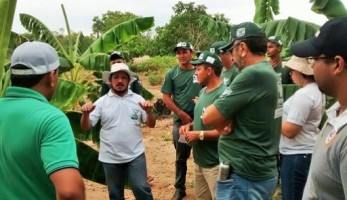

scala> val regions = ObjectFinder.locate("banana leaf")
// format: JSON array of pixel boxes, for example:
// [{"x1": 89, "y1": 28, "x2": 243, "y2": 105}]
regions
[
  {"x1": 19, "y1": 13, "x2": 69, "y2": 58},
  {"x1": 51, "y1": 79, "x2": 86, "y2": 111},
  {"x1": 0, "y1": 0, "x2": 16, "y2": 91},
  {"x1": 253, "y1": 0, "x2": 280, "y2": 24},
  {"x1": 0, "y1": 68, "x2": 11, "y2": 97},
  {"x1": 79, "y1": 17, "x2": 155, "y2": 71},
  {"x1": 198, "y1": 15, "x2": 233, "y2": 41},
  {"x1": 311, "y1": 0, "x2": 347, "y2": 18}
]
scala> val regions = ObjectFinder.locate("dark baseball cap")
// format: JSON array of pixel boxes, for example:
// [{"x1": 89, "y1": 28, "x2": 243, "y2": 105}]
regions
[
  {"x1": 109, "y1": 51, "x2": 124, "y2": 60},
  {"x1": 291, "y1": 16, "x2": 347, "y2": 58},
  {"x1": 210, "y1": 41, "x2": 229, "y2": 54},
  {"x1": 220, "y1": 22, "x2": 266, "y2": 52},
  {"x1": 190, "y1": 51, "x2": 223, "y2": 69},
  {"x1": 268, "y1": 36, "x2": 283, "y2": 46},
  {"x1": 174, "y1": 42, "x2": 194, "y2": 52}
]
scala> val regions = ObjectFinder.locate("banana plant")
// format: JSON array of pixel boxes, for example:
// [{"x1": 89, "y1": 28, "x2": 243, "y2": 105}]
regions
[
  {"x1": 19, "y1": 5, "x2": 155, "y2": 112},
  {"x1": 0, "y1": 0, "x2": 16, "y2": 97}
]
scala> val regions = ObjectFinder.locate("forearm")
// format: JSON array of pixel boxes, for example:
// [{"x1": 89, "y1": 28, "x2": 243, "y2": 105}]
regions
[
  {"x1": 282, "y1": 121, "x2": 302, "y2": 139},
  {"x1": 80, "y1": 114, "x2": 92, "y2": 131},
  {"x1": 162, "y1": 94, "x2": 185, "y2": 115},
  {"x1": 202, "y1": 104, "x2": 229, "y2": 131},
  {"x1": 146, "y1": 112, "x2": 156, "y2": 128}
]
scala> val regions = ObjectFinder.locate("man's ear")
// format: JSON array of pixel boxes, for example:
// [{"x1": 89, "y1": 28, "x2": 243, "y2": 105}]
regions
[
  {"x1": 333, "y1": 55, "x2": 346, "y2": 76},
  {"x1": 48, "y1": 70, "x2": 56, "y2": 88}
]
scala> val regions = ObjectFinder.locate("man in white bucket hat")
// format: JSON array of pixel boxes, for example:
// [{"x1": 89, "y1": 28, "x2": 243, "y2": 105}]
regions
[{"x1": 80, "y1": 63, "x2": 156, "y2": 199}]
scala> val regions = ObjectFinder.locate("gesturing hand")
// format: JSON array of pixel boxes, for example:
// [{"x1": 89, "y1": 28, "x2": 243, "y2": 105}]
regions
[
  {"x1": 139, "y1": 101, "x2": 153, "y2": 114},
  {"x1": 81, "y1": 102, "x2": 96, "y2": 114}
]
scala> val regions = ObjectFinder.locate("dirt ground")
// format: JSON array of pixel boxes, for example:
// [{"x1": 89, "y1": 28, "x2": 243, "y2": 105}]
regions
[{"x1": 84, "y1": 75, "x2": 196, "y2": 200}]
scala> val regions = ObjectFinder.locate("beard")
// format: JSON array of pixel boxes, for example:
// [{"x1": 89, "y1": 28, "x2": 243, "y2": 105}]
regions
[{"x1": 111, "y1": 84, "x2": 128, "y2": 96}]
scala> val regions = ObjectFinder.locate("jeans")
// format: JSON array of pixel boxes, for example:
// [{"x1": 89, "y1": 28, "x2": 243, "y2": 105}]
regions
[
  {"x1": 102, "y1": 153, "x2": 153, "y2": 200},
  {"x1": 280, "y1": 154, "x2": 312, "y2": 200},
  {"x1": 172, "y1": 121, "x2": 192, "y2": 194},
  {"x1": 216, "y1": 173, "x2": 277, "y2": 200}
]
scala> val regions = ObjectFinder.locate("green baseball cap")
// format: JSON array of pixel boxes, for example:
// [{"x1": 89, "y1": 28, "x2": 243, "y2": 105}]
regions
[
  {"x1": 190, "y1": 51, "x2": 222, "y2": 68},
  {"x1": 221, "y1": 22, "x2": 266, "y2": 51},
  {"x1": 268, "y1": 36, "x2": 283, "y2": 46},
  {"x1": 174, "y1": 41, "x2": 194, "y2": 52},
  {"x1": 209, "y1": 41, "x2": 229, "y2": 54}
]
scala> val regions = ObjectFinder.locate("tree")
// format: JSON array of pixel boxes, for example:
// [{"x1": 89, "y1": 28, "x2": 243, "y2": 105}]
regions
[
  {"x1": 155, "y1": 1, "x2": 229, "y2": 55},
  {"x1": 92, "y1": 16, "x2": 103, "y2": 38},
  {"x1": 92, "y1": 11, "x2": 138, "y2": 35}
]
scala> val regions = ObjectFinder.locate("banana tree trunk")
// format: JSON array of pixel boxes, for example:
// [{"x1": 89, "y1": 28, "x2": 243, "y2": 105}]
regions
[{"x1": 0, "y1": 0, "x2": 16, "y2": 90}]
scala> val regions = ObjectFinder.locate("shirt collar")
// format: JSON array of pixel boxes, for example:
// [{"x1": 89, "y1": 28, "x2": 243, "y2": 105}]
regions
[
  {"x1": 326, "y1": 102, "x2": 347, "y2": 131},
  {"x1": 5, "y1": 86, "x2": 49, "y2": 103},
  {"x1": 107, "y1": 89, "x2": 134, "y2": 97}
]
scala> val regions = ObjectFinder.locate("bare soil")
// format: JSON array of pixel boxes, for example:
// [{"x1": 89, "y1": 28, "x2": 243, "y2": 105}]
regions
[{"x1": 84, "y1": 74, "x2": 196, "y2": 200}]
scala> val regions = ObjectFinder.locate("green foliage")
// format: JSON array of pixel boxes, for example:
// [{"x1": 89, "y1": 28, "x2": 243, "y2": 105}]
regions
[
  {"x1": 148, "y1": 73, "x2": 163, "y2": 86},
  {"x1": 129, "y1": 56, "x2": 177, "y2": 72},
  {"x1": 93, "y1": 11, "x2": 138, "y2": 34},
  {"x1": 0, "y1": 0, "x2": 17, "y2": 95},
  {"x1": 311, "y1": 0, "x2": 347, "y2": 18},
  {"x1": 253, "y1": 0, "x2": 280, "y2": 24}
]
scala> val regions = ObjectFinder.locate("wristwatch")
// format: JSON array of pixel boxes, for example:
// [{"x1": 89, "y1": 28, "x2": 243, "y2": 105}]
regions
[{"x1": 199, "y1": 131, "x2": 204, "y2": 141}]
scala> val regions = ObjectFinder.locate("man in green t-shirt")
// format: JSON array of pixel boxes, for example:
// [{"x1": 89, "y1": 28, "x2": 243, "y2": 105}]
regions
[
  {"x1": 161, "y1": 41, "x2": 202, "y2": 200},
  {"x1": 202, "y1": 22, "x2": 282, "y2": 199},
  {"x1": 180, "y1": 51, "x2": 226, "y2": 200},
  {"x1": 267, "y1": 36, "x2": 293, "y2": 84},
  {"x1": 0, "y1": 41, "x2": 85, "y2": 199},
  {"x1": 210, "y1": 41, "x2": 239, "y2": 86}
]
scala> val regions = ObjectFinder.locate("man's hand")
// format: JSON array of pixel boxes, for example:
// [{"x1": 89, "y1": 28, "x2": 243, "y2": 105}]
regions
[
  {"x1": 179, "y1": 124, "x2": 192, "y2": 135},
  {"x1": 81, "y1": 102, "x2": 95, "y2": 114},
  {"x1": 185, "y1": 131, "x2": 199, "y2": 143},
  {"x1": 139, "y1": 101, "x2": 154, "y2": 114},
  {"x1": 220, "y1": 121, "x2": 234, "y2": 136},
  {"x1": 178, "y1": 110, "x2": 193, "y2": 125}
]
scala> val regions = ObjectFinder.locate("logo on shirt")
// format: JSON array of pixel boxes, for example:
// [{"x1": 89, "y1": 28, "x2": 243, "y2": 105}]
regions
[
  {"x1": 219, "y1": 88, "x2": 232, "y2": 99},
  {"x1": 193, "y1": 74, "x2": 199, "y2": 83},
  {"x1": 324, "y1": 129, "x2": 337, "y2": 147},
  {"x1": 131, "y1": 109, "x2": 140, "y2": 120},
  {"x1": 200, "y1": 107, "x2": 206, "y2": 119}
]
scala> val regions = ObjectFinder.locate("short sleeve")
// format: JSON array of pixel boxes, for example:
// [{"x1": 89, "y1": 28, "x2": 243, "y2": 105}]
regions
[{"x1": 161, "y1": 68, "x2": 174, "y2": 94}]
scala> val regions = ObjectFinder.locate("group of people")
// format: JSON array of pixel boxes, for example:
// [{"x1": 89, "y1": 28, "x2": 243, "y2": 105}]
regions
[{"x1": 1, "y1": 16, "x2": 347, "y2": 200}]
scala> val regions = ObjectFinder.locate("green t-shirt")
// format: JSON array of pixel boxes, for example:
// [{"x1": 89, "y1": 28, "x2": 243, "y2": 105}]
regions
[
  {"x1": 274, "y1": 62, "x2": 293, "y2": 84},
  {"x1": 221, "y1": 65, "x2": 239, "y2": 87},
  {"x1": 214, "y1": 61, "x2": 282, "y2": 180},
  {"x1": 0, "y1": 87, "x2": 79, "y2": 200},
  {"x1": 161, "y1": 65, "x2": 202, "y2": 122},
  {"x1": 193, "y1": 83, "x2": 227, "y2": 168}
]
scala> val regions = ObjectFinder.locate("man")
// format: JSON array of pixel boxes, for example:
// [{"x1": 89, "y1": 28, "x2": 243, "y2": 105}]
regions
[
  {"x1": 210, "y1": 41, "x2": 239, "y2": 86},
  {"x1": 267, "y1": 35, "x2": 293, "y2": 84},
  {"x1": 179, "y1": 51, "x2": 226, "y2": 200},
  {"x1": 0, "y1": 41, "x2": 85, "y2": 199},
  {"x1": 291, "y1": 16, "x2": 347, "y2": 200},
  {"x1": 100, "y1": 51, "x2": 143, "y2": 96},
  {"x1": 202, "y1": 22, "x2": 282, "y2": 199},
  {"x1": 161, "y1": 41, "x2": 201, "y2": 200},
  {"x1": 80, "y1": 63, "x2": 155, "y2": 199}
]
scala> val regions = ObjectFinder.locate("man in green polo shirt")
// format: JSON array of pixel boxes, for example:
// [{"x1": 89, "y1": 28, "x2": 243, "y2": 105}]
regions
[
  {"x1": 0, "y1": 41, "x2": 85, "y2": 199},
  {"x1": 210, "y1": 41, "x2": 239, "y2": 86},
  {"x1": 161, "y1": 41, "x2": 202, "y2": 200},
  {"x1": 180, "y1": 51, "x2": 226, "y2": 200},
  {"x1": 202, "y1": 22, "x2": 282, "y2": 199}
]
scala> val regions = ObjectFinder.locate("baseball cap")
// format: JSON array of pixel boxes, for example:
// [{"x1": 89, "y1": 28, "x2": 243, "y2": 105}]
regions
[
  {"x1": 190, "y1": 51, "x2": 223, "y2": 69},
  {"x1": 210, "y1": 41, "x2": 229, "y2": 54},
  {"x1": 291, "y1": 16, "x2": 347, "y2": 58},
  {"x1": 268, "y1": 36, "x2": 283, "y2": 46},
  {"x1": 174, "y1": 42, "x2": 194, "y2": 52},
  {"x1": 10, "y1": 41, "x2": 59, "y2": 75},
  {"x1": 102, "y1": 63, "x2": 135, "y2": 84},
  {"x1": 221, "y1": 22, "x2": 266, "y2": 51},
  {"x1": 284, "y1": 55, "x2": 313, "y2": 75},
  {"x1": 110, "y1": 51, "x2": 124, "y2": 60}
]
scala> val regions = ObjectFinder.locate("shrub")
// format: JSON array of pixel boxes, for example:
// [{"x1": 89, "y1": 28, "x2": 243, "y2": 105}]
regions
[
  {"x1": 129, "y1": 56, "x2": 177, "y2": 73},
  {"x1": 148, "y1": 73, "x2": 163, "y2": 86}
]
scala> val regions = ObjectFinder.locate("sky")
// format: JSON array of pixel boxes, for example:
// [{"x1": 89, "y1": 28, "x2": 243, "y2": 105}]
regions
[{"x1": 12, "y1": 0, "x2": 347, "y2": 35}]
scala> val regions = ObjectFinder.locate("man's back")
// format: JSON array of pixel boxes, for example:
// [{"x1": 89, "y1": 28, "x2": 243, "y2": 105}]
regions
[{"x1": 0, "y1": 87, "x2": 79, "y2": 200}]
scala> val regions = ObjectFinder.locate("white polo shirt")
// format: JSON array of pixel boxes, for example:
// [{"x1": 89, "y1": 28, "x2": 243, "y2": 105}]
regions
[{"x1": 90, "y1": 90, "x2": 147, "y2": 163}]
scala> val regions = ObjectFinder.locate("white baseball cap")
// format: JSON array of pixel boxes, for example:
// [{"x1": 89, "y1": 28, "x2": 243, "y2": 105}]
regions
[{"x1": 10, "y1": 41, "x2": 60, "y2": 75}]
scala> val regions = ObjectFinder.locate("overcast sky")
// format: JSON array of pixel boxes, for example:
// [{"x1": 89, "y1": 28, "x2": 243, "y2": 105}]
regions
[{"x1": 12, "y1": 0, "x2": 347, "y2": 35}]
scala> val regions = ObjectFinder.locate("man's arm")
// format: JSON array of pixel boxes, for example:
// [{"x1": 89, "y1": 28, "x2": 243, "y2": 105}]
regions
[
  {"x1": 162, "y1": 93, "x2": 192, "y2": 124},
  {"x1": 139, "y1": 101, "x2": 156, "y2": 128},
  {"x1": 80, "y1": 102, "x2": 95, "y2": 131},
  {"x1": 282, "y1": 122, "x2": 303, "y2": 139},
  {"x1": 202, "y1": 104, "x2": 231, "y2": 132},
  {"x1": 50, "y1": 168, "x2": 85, "y2": 200}
]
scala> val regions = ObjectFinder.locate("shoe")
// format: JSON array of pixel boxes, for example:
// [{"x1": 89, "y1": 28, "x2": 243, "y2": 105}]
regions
[{"x1": 171, "y1": 190, "x2": 186, "y2": 200}]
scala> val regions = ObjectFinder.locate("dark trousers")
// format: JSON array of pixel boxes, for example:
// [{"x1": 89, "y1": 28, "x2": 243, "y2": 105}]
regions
[
  {"x1": 280, "y1": 153, "x2": 312, "y2": 200},
  {"x1": 172, "y1": 121, "x2": 192, "y2": 194}
]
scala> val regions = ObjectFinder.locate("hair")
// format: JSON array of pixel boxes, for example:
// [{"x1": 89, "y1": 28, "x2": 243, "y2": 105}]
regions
[
  {"x1": 10, "y1": 64, "x2": 46, "y2": 88},
  {"x1": 203, "y1": 63, "x2": 222, "y2": 77},
  {"x1": 240, "y1": 36, "x2": 268, "y2": 56},
  {"x1": 302, "y1": 74, "x2": 315, "y2": 82}
]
